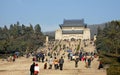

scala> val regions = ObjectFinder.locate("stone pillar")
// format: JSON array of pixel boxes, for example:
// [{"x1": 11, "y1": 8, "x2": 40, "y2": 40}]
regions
[
  {"x1": 93, "y1": 34, "x2": 96, "y2": 41},
  {"x1": 45, "y1": 35, "x2": 49, "y2": 47},
  {"x1": 46, "y1": 35, "x2": 49, "y2": 42},
  {"x1": 45, "y1": 35, "x2": 49, "y2": 56}
]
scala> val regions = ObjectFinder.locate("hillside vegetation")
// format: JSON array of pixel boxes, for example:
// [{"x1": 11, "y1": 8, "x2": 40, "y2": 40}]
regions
[
  {"x1": 0, "y1": 22, "x2": 45, "y2": 57},
  {"x1": 95, "y1": 20, "x2": 120, "y2": 75}
]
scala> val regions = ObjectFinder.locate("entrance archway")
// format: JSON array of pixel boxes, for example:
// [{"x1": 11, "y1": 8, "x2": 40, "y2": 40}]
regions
[{"x1": 71, "y1": 38, "x2": 75, "y2": 41}]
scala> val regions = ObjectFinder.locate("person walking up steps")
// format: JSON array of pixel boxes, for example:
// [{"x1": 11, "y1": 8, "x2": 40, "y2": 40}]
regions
[{"x1": 59, "y1": 56, "x2": 64, "y2": 70}]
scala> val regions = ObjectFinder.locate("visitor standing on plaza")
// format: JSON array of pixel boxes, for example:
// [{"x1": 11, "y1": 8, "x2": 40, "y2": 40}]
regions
[
  {"x1": 59, "y1": 56, "x2": 64, "y2": 70},
  {"x1": 53, "y1": 57, "x2": 59, "y2": 69},
  {"x1": 42, "y1": 53, "x2": 45, "y2": 63},
  {"x1": 67, "y1": 53, "x2": 70, "y2": 60},
  {"x1": 75, "y1": 58, "x2": 79, "y2": 68},
  {"x1": 13, "y1": 54, "x2": 16, "y2": 62},
  {"x1": 30, "y1": 62, "x2": 35, "y2": 75},
  {"x1": 88, "y1": 57, "x2": 92, "y2": 68},
  {"x1": 44, "y1": 62, "x2": 47, "y2": 69},
  {"x1": 34, "y1": 63, "x2": 39, "y2": 75},
  {"x1": 98, "y1": 61, "x2": 103, "y2": 69},
  {"x1": 48, "y1": 56, "x2": 53, "y2": 69}
]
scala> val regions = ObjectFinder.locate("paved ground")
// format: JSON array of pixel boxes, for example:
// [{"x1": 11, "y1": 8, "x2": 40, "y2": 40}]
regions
[{"x1": 0, "y1": 40, "x2": 106, "y2": 75}]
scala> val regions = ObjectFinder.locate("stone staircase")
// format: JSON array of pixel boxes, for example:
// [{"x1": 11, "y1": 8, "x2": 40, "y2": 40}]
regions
[{"x1": 35, "y1": 40, "x2": 106, "y2": 75}]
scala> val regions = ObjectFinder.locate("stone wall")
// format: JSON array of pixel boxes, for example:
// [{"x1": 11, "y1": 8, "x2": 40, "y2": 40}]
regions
[
  {"x1": 83, "y1": 28, "x2": 91, "y2": 40},
  {"x1": 55, "y1": 29, "x2": 62, "y2": 40}
]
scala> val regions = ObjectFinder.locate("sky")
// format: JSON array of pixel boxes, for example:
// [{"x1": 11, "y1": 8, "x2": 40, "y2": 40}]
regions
[{"x1": 0, "y1": 0, "x2": 120, "y2": 32}]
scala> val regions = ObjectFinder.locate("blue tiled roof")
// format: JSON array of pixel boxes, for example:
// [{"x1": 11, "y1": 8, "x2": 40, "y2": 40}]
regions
[
  {"x1": 64, "y1": 19, "x2": 84, "y2": 24},
  {"x1": 60, "y1": 19, "x2": 85, "y2": 27}
]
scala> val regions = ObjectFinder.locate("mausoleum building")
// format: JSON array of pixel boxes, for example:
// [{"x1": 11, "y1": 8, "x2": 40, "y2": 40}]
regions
[{"x1": 55, "y1": 19, "x2": 90, "y2": 40}]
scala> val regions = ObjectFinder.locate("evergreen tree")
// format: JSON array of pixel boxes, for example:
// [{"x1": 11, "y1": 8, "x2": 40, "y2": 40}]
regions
[
  {"x1": 96, "y1": 20, "x2": 120, "y2": 54},
  {"x1": 0, "y1": 22, "x2": 45, "y2": 55},
  {"x1": 34, "y1": 24, "x2": 41, "y2": 34}
]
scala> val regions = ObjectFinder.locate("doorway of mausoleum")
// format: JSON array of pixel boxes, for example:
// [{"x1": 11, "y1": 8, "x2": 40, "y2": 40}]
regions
[{"x1": 71, "y1": 38, "x2": 75, "y2": 41}]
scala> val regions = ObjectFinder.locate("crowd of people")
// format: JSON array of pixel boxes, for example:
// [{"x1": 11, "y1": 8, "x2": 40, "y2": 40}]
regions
[
  {"x1": 30, "y1": 56, "x2": 64, "y2": 75},
  {"x1": 67, "y1": 51, "x2": 97, "y2": 68},
  {"x1": 2, "y1": 54, "x2": 18, "y2": 62},
  {"x1": 28, "y1": 40, "x2": 104, "y2": 75}
]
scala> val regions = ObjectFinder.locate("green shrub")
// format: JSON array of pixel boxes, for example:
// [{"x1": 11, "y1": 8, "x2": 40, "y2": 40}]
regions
[
  {"x1": 100, "y1": 54, "x2": 120, "y2": 75},
  {"x1": 107, "y1": 65, "x2": 120, "y2": 75},
  {"x1": 77, "y1": 41, "x2": 81, "y2": 51},
  {"x1": 101, "y1": 57, "x2": 114, "y2": 64},
  {"x1": 54, "y1": 45, "x2": 58, "y2": 50},
  {"x1": 77, "y1": 44, "x2": 80, "y2": 51}
]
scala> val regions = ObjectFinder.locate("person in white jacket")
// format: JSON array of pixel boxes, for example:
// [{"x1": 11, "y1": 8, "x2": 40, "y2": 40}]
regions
[
  {"x1": 34, "y1": 63, "x2": 39, "y2": 75},
  {"x1": 48, "y1": 56, "x2": 53, "y2": 69}
]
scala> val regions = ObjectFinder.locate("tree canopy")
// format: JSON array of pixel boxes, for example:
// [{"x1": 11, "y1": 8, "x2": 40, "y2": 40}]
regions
[
  {"x1": 96, "y1": 20, "x2": 120, "y2": 55},
  {"x1": 0, "y1": 22, "x2": 45, "y2": 55}
]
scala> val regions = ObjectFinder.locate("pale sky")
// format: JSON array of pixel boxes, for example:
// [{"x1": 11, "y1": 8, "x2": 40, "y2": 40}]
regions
[{"x1": 0, "y1": 0, "x2": 120, "y2": 31}]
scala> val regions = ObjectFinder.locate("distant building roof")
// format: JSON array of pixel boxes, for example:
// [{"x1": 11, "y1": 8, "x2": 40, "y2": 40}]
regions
[
  {"x1": 62, "y1": 30, "x2": 83, "y2": 34},
  {"x1": 60, "y1": 19, "x2": 86, "y2": 27}
]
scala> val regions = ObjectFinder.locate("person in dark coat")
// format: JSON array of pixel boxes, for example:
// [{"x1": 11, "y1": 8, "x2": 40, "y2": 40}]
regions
[
  {"x1": 75, "y1": 58, "x2": 79, "y2": 68},
  {"x1": 44, "y1": 63, "x2": 47, "y2": 69},
  {"x1": 98, "y1": 61, "x2": 103, "y2": 69},
  {"x1": 42, "y1": 53, "x2": 45, "y2": 63},
  {"x1": 59, "y1": 57, "x2": 64, "y2": 70},
  {"x1": 88, "y1": 58, "x2": 91, "y2": 68},
  {"x1": 30, "y1": 62, "x2": 35, "y2": 75}
]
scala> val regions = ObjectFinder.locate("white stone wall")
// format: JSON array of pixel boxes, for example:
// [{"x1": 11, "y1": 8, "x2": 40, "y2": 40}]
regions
[
  {"x1": 62, "y1": 34, "x2": 83, "y2": 40},
  {"x1": 55, "y1": 27, "x2": 91, "y2": 41},
  {"x1": 55, "y1": 29, "x2": 62, "y2": 40},
  {"x1": 83, "y1": 28, "x2": 91, "y2": 40}
]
